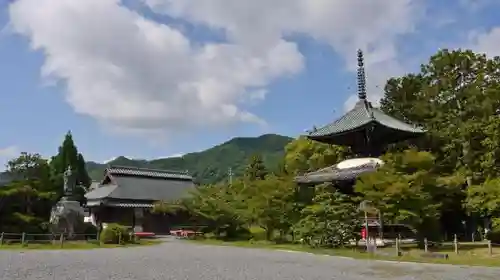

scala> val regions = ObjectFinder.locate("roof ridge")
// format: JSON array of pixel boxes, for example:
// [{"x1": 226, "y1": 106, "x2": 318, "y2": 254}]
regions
[
  {"x1": 354, "y1": 99, "x2": 374, "y2": 119},
  {"x1": 107, "y1": 165, "x2": 189, "y2": 175}
]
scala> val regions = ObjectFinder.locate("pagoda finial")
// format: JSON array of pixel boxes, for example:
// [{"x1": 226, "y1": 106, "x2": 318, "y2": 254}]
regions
[{"x1": 357, "y1": 49, "x2": 367, "y2": 100}]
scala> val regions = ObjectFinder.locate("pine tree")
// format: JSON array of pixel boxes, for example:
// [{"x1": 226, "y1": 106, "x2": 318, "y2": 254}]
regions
[
  {"x1": 244, "y1": 154, "x2": 268, "y2": 181},
  {"x1": 50, "y1": 131, "x2": 91, "y2": 204}
]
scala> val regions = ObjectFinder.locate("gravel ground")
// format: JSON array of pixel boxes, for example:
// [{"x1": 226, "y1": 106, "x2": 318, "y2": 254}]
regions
[{"x1": 1, "y1": 239, "x2": 499, "y2": 280}]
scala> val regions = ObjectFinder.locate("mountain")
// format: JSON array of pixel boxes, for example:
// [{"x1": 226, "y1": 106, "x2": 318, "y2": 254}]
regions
[{"x1": 86, "y1": 134, "x2": 293, "y2": 185}]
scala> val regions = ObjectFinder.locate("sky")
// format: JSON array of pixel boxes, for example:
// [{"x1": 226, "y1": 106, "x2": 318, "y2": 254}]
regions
[{"x1": 0, "y1": 0, "x2": 500, "y2": 166}]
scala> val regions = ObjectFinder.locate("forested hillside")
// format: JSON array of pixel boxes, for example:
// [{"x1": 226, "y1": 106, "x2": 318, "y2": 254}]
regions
[{"x1": 86, "y1": 134, "x2": 293, "y2": 184}]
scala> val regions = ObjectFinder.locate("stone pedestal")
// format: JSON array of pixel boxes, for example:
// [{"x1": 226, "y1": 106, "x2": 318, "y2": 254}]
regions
[{"x1": 50, "y1": 198, "x2": 85, "y2": 238}]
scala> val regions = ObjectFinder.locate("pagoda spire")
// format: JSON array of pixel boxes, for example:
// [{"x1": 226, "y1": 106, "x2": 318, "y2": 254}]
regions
[{"x1": 357, "y1": 49, "x2": 367, "y2": 100}]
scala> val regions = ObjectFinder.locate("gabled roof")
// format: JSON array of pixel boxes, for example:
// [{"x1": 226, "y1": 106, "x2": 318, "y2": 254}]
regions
[
  {"x1": 85, "y1": 165, "x2": 195, "y2": 206},
  {"x1": 305, "y1": 50, "x2": 424, "y2": 147}
]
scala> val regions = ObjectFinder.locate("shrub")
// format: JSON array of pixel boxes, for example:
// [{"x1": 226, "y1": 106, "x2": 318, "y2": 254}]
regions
[
  {"x1": 83, "y1": 224, "x2": 99, "y2": 240},
  {"x1": 99, "y1": 224, "x2": 133, "y2": 244},
  {"x1": 486, "y1": 228, "x2": 500, "y2": 243}
]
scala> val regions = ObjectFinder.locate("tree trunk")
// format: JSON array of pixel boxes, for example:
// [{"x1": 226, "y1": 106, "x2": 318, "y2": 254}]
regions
[{"x1": 265, "y1": 227, "x2": 274, "y2": 241}]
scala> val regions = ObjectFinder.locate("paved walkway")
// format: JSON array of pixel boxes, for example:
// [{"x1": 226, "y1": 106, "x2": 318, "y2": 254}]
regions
[{"x1": 1, "y1": 240, "x2": 499, "y2": 280}]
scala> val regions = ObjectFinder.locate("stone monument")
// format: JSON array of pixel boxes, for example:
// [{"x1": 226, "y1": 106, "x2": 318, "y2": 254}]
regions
[{"x1": 49, "y1": 165, "x2": 85, "y2": 238}]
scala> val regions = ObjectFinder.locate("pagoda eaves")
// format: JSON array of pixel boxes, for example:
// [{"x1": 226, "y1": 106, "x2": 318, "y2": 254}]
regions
[
  {"x1": 305, "y1": 50, "x2": 424, "y2": 150},
  {"x1": 295, "y1": 50, "x2": 425, "y2": 184}
]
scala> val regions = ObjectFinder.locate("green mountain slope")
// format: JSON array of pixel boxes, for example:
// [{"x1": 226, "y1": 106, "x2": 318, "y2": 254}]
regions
[{"x1": 86, "y1": 134, "x2": 293, "y2": 185}]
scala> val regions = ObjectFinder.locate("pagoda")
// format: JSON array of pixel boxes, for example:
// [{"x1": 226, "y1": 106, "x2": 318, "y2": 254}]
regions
[{"x1": 295, "y1": 50, "x2": 425, "y2": 185}]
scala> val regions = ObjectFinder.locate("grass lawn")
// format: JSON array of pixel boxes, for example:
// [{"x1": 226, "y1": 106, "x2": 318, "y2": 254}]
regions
[
  {"x1": 191, "y1": 238, "x2": 500, "y2": 267},
  {"x1": 0, "y1": 239, "x2": 162, "y2": 250}
]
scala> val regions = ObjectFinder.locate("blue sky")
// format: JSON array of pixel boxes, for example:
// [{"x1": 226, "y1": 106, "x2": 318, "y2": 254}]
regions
[{"x1": 0, "y1": 0, "x2": 499, "y2": 166}]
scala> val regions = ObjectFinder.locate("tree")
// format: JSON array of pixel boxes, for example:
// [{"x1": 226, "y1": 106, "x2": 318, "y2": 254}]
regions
[
  {"x1": 0, "y1": 153, "x2": 55, "y2": 233},
  {"x1": 284, "y1": 137, "x2": 348, "y2": 175},
  {"x1": 50, "y1": 131, "x2": 91, "y2": 204},
  {"x1": 247, "y1": 175, "x2": 299, "y2": 240},
  {"x1": 380, "y1": 49, "x2": 500, "y2": 237},
  {"x1": 466, "y1": 178, "x2": 500, "y2": 240},
  {"x1": 178, "y1": 181, "x2": 251, "y2": 239},
  {"x1": 294, "y1": 183, "x2": 360, "y2": 248},
  {"x1": 354, "y1": 150, "x2": 452, "y2": 239},
  {"x1": 146, "y1": 49, "x2": 500, "y2": 244},
  {"x1": 381, "y1": 49, "x2": 500, "y2": 180},
  {"x1": 466, "y1": 179, "x2": 500, "y2": 222},
  {"x1": 244, "y1": 154, "x2": 268, "y2": 181}
]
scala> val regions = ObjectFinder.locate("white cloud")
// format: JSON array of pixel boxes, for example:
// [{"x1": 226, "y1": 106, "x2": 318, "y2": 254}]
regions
[
  {"x1": 9, "y1": 0, "x2": 424, "y2": 133},
  {"x1": 0, "y1": 146, "x2": 20, "y2": 169},
  {"x1": 469, "y1": 27, "x2": 500, "y2": 57}
]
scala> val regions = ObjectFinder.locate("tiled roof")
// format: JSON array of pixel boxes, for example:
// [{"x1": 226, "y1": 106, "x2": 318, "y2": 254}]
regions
[
  {"x1": 88, "y1": 181, "x2": 100, "y2": 191},
  {"x1": 106, "y1": 165, "x2": 192, "y2": 180},
  {"x1": 106, "y1": 202, "x2": 154, "y2": 208},
  {"x1": 307, "y1": 100, "x2": 373, "y2": 136},
  {"x1": 305, "y1": 50, "x2": 424, "y2": 147},
  {"x1": 371, "y1": 107, "x2": 425, "y2": 133},
  {"x1": 308, "y1": 100, "x2": 424, "y2": 136},
  {"x1": 85, "y1": 165, "x2": 196, "y2": 205},
  {"x1": 85, "y1": 200, "x2": 154, "y2": 208},
  {"x1": 294, "y1": 162, "x2": 379, "y2": 184},
  {"x1": 85, "y1": 185, "x2": 117, "y2": 200}
]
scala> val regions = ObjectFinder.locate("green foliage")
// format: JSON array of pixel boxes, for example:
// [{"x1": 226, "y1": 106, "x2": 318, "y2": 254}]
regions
[
  {"x1": 87, "y1": 134, "x2": 292, "y2": 185},
  {"x1": 151, "y1": 49, "x2": 500, "y2": 244},
  {"x1": 379, "y1": 49, "x2": 500, "y2": 237},
  {"x1": 82, "y1": 223, "x2": 99, "y2": 236},
  {"x1": 152, "y1": 200, "x2": 185, "y2": 214},
  {"x1": 153, "y1": 164, "x2": 301, "y2": 241},
  {"x1": 246, "y1": 175, "x2": 299, "y2": 240},
  {"x1": 294, "y1": 184, "x2": 360, "y2": 248},
  {"x1": 0, "y1": 153, "x2": 56, "y2": 233},
  {"x1": 381, "y1": 49, "x2": 500, "y2": 179},
  {"x1": 99, "y1": 224, "x2": 133, "y2": 244},
  {"x1": 184, "y1": 182, "x2": 250, "y2": 239},
  {"x1": 244, "y1": 154, "x2": 268, "y2": 181},
  {"x1": 284, "y1": 137, "x2": 348, "y2": 175},
  {"x1": 50, "y1": 131, "x2": 91, "y2": 204},
  {"x1": 5, "y1": 48, "x2": 500, "y2": 248},
  {"x1": 466, "y1": 178, "x2": 500, "y2": 217},
  {"x1": 355, "y1": 150, "x2": 445, "y2": 237}
]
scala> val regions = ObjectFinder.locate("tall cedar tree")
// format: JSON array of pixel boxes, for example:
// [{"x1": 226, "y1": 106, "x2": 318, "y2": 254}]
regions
[{"x1": 50, "y1": 131, "x2": 91, "y2": 205}]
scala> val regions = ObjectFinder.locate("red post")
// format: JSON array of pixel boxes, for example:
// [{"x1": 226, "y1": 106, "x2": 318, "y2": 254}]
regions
[{"x1": 361, "y1": 228, "x2": 367, "y2": 240}]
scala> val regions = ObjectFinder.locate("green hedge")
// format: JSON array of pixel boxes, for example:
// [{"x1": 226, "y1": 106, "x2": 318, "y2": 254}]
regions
[
  {"x1": 83, "y1": 224, "x2": 99, "y2": 238},
  {"x1": 99, "y1": 224, "x2": 134, "y2": 244},
  {"x1": 486, "y1": 229, "x2": 500, "y2": 243}
]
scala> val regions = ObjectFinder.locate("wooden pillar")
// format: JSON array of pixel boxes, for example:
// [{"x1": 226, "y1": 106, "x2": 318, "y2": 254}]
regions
[
  {"x1": 134, "y1": 208, "x2": 144, "y2": 232},
  {"x1": 132, "y1": 208, "x2": 136, "y2": 228},
  {"x1": 378, "y1": 210, "x2": 384, "y2": 240}
]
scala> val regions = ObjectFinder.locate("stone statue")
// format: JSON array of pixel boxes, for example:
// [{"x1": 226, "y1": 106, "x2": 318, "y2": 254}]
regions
[
  {"x1": 63, "y1": 165, "x2": 74, "y2": 196},
  {"x1": 50, "y1": 165, "x2": 84, "y2": 238}
]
